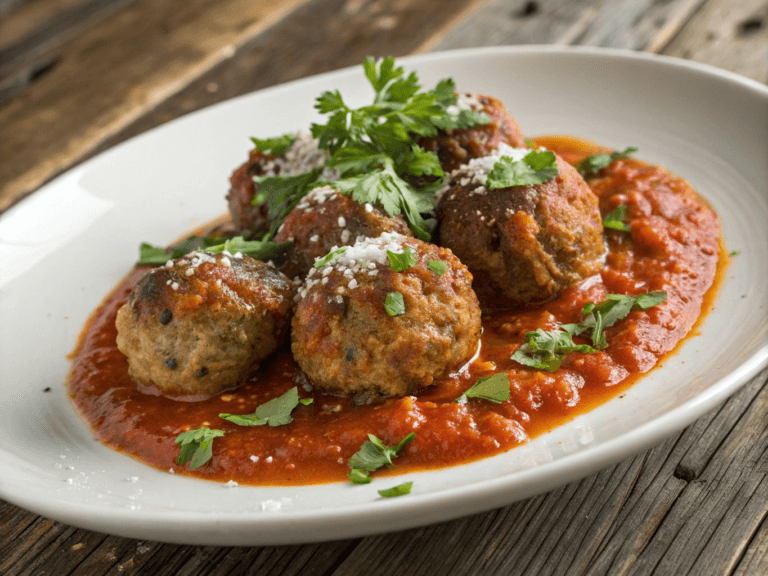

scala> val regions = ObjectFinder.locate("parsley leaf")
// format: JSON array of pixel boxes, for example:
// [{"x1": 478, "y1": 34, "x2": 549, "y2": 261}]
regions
[
  {"x1": 314, "y1": 246, "x2": 348, "y2": 268},
  {"x1": 385, "y1": 291, "x2": 405, "y2": 316},
  {"x1": 427, "y1": 259, "x2": 447, "y2": 276},
  {"x1": 387, "y1": 246, "x2": 418, "y2": 272},
  {"x1": 219, "y1": 387, "x2": 312, "y2": 427},
  {"x1": 602, "y1": 204, "x2": 631, "y2": 232},
  {"x1": 486, "y1": 150, "x2": 559, "y2": 189},
  {"x1": 138, "y1": 236, "x2": 290, "y2": 265},
  {"x1": 511, "y1": 327, "x2": 596, "y2": 372},
  {"x1": 253, "y1": 167, "x2": 324, "y2": 238},
  {"x1": 378, "y1": 482, "x2": 413, "y2": 498},
  {"x1": 580, "y1": 291, "x2": 667, "y2": 349},
  {"x1": 348, "y1": 432, "x2": 415, "y2": 483},
  {"x1": 250, "y1": 133, "x2": 297, "y2": 157},
  {"x1": 139, "y1": 243, "x2": 173, "y2": 265},
  {"x1": 577, "y1": 147, "x2": 637, "y2": 176},
  {"x1": 456, "y1": 373, "x2": 511, "y2": 403},
  {"x1": 175, "y1": 427, "x2": 225, "y2": 469}
]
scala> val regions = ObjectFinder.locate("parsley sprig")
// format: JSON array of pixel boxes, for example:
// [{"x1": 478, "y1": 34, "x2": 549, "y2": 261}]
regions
[
  {"x1": 486, "y1": 150, "x2": 559, "y2": 189},
  {"x1": 138, "y1": 236, "x2": 290, "y2": 265},
  {"x1": 219, "y1": 386, "x2": 312, "y2": 427},
  {"x1": 250, "y1": 133, "x2": 297, "y2": 157},
  {"x1": 348, "y1": 432, "x2": 415, "y2": 484},
  {"x1": 577, "y1": 147, "x2": 637, "y2": 176},
  {"x1": 511, "y1": 291, "x2": 667, "y2": 372},
  {"x1": 175, "y1": 427, "x2": 225, "y2": 470}
]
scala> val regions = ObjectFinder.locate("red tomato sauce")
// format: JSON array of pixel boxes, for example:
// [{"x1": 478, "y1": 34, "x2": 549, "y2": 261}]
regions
[{"x1": 68, "y1": 136, "x2": 724, "y2": 485}]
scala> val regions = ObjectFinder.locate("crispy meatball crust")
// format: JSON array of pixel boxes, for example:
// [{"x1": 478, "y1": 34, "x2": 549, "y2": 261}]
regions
[
  {"x1": 291, "y1": 233, "x2": 481, "y2": 402},
  {"x1": 115, "y1": 252, "x2": 296, "y2": 398},
  {"x1": 227, "y1": 133, "x2": 329, "y2": 235},
  {"x1": 418, "y1": 93, "x2": 526, "y2": 173},
  {"x1": 438, "y1": 148, "x2": 605, "y2": 308},
  {"x1": 274, "y1": 186, "x2": 413, "y2": 280}
]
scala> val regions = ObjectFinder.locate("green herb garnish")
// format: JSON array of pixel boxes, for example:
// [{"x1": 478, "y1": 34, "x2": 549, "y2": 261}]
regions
[
  {"x1": 175, "y1": 427, "x2": 225, "y2": 469},
  {"x1": 602, "y1": 204, "x2": 631, "y2": 232},
  {"x1": 730, "y1": 250, "x2": 740, "y2": 256},
  {"x1": 348, "y1": 432, "x2": 415, "y2": 484},
  {"x1": 578, "y1": 291, "x2": 667, "y2": 349},
  {"x1": 427, "y1": 259, "x2": 448, "y2": 276},
  {"x1": 314, "y1": 246, "x2": 348, "y2": 268},
  {"x1": 378, "y1": 482, "x2": 413, "y2": 498},
  {"x1": 138, "y1": 236, "x2": 290, "y2": 265},
  {"x1": 387, "y1": 246, "x2": 418, "y2": 272},
  {"x1": 253, "y1": 167, "x2": 325, "y2": 238},
  {"x1": 250, "y1": 133, "x2": 297, "y2": 157},
  {"x1": 577, "y1": 147, "x2": 637, "y2": 176},
  {"x1": 486, "y1": 150, "x2": 559, "y2": 189},
  {"x1": 511, "y1": 326, "x2": 596, "y2": 372},
  {"x1": 385, "y1": 291, "x2": 406, "y2": 316},
  {"x1": 456, "y1": 373, "x2": 511, "y2": 404},
  {"x1": 219, "y1": 387, "x2": 312, "y2": 428}
]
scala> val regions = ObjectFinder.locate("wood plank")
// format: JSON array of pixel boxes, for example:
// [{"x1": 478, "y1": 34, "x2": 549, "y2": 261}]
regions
[{"x1": 733, "y1": 515, "x2": 768, "y2": 576}]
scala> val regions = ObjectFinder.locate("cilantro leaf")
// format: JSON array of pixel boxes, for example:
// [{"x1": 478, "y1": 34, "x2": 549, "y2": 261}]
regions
[
  {"x1": 219, "y1": 387, "x2": 311, "y2": 427},
  {"x1": 486, "y1": 150, "x2": 559, "y2": 189},
  {"x1": 427, "y1": 259, "x2": 447, "y2": 276},
  {"x1": 314, "y1": 246, "x2": 348, "y2": 268},
  {"x1": 456, "y1": 373, "x2": 511, "y2": 403},
  {"x1": 602, "y1": 204, "x2": 631, "y2": 232},
  {"x1": 250, "y1": 133, "x2": 297, "y2": 157},
  {"x1": 387, "y1": 246, "x2": 418, "y2": 272},
  {"x1": 348, "y1": 432, "x2": 415, "y2": 482},
  {"x1": 378, "y1": 482, "x2": 413, "y2": 498},
  {"x1": 577, "y1": 147, "x2": 637, "y2": 176},
  {"x1": 175, "y1": 427, "x2": 225, "y2": 469},
  {"x1": 511, "y1": 328, "x2": 596, "y2": 372},
  {"x1": 385, "y1": 291, "x2": 405, "y2": 316}
]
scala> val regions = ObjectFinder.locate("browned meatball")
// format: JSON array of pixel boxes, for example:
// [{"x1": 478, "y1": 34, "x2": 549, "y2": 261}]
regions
[
  {"x1": 115, "y1": 252, "x2": 296, "y2": 398},
  {"x1": 418, "y1": 93, "x2": 526, "y2": 173},
  {"x1": 438, "y1": 144, "x2": 605, "y2": 309},
  {"x1": 274, "y1": 185, "x2": 413, "y2": 280},
  {"x1": 291, "y1": 233, "x2": 481, "y2": 403},
  {"x1": 227, "y1": 133, "x2": 330, "y2": 235}
]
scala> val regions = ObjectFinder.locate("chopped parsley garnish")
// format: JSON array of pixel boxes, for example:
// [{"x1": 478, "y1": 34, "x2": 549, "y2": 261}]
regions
[
  {"x1": 250, "y1": 133, "x2": 297, "y2": 157},
  {"x1": 387, "y1": 246, "x2": 418, "y2": 272},
  {"x1": 385, "y1": 291, "x2": 406, "y2": 316},
  {"x1": 730, "y1": 250, "x2": 740, "y2": 256},
  {"x1": 602, "y1": 204, "x2": 631, "y2": 232},
  {"x1": 138, "y1": 236, "x2": 290, "y2": 265},
  {"x1": 511, "y1": 291, "x2": 667, "y2": 371},
  {"x1": 175, "y1": 427, "x2": 225, "y2": 470},
  {"x1": 456, "y1": 373, "x2": 511, "y2": 404},
  {"x1": 577, "y1": 147, "x2": 637, "y2": 176},
  {"x1": 219, "y1": 387, "x2": 312, "y2": 427},
  {"x1": 314, "y1": 246, "x2": 348, "y2": 268},
  {"x1": 427, "y1": 258, "x2": 448, "y2": 276},
  {"x1": 486, "y1": 150, "x2": 559, "y2": 189},
  {"x1": 348, "y1": 432, "x2": 415, "y2": 484},
  {"x1": 378, "y1": 482, "x2": 413, "y2": 498}
]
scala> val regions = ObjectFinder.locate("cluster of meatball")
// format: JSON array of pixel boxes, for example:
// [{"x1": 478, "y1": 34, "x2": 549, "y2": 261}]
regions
[{"x1": 115, "y1": 93, "x2": 605, "y2": 401}]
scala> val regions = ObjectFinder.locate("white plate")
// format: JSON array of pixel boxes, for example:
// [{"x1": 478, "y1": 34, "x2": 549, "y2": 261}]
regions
[{"x1": 1, "y1": 46, "x2": 767, "y2": 546}]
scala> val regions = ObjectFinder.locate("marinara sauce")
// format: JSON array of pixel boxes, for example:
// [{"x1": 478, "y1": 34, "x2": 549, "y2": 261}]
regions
[{"x1": 68, "y1": 136, "x2": 724, "y2": 485}]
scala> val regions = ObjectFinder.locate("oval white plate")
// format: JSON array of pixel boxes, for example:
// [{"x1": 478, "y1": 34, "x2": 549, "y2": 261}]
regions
[{"x1": 1, "y1": 46, "x2": 766, "y2": 546}]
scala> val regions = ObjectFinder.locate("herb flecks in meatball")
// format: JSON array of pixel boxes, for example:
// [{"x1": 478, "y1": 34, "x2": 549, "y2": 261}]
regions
[
  {"x1": 291, "y1": 233, "x2": 481, "y2": 403},
  {"x1": 274, "y1": 185, "x2": 413, "y2": 281},
  {"x1": 418, "y1": 93, "x2": 526, "y2": 173},
  {"x1": 116, "y1": 252, "x2": 296, "y2": 398},
  {"x1": 438, "y1": 144, "x2": 605, "y2": 309}
]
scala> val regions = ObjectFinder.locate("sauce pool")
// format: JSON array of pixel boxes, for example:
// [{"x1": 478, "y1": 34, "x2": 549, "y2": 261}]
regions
[{"x1": 68, "y1": 136, "x2": 724, "y2": 485}]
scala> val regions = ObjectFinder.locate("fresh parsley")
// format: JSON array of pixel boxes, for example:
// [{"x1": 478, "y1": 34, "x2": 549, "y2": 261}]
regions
[
  {"x1": 253, "y1": 167, "x2": 325, "y2": 238},
  {"x1": 378, "y1": 482, "x2": 413, "y2": 498},
  {"x1": 387, "y1": 246, "x2": 418, "y2": 272},
  {"x1": 348, "y1": 432, "x2": 415, "y2": 484},
  {"x1": 456, "y1": 373, "x2": 511, "y2": 404},
  {"x1": 314, "y1": 246, "x2": 348, "y2": 268},
  {"x1": 250, "y1": 133, "x2": 297, "y2": 157},
  {"x1": 486, "y1": 150, "x2": 559, "y2": 189},
  {"x1": 511, "y1": 291, "x2": 667, "y2": 371},
  {"x1": 427, "y1": 258, "x2": 448, "y2": 276},
  {"x1": 577, "y1": 147, "x2": 637, "y2": 176},
  {"x1": 385, "y1": 291, "x2": 406, "y2": 316},
  {"x1": 602, "y1": 204, "x2": 631, "y2": 232},
  {"x1": 219, "y1": 387, "x2": 312, "y2": 427},
  {"x1": 175, "y1": 427, "x2": 225, "y2": 470},
  {"x1": 138, "y1": 236, "x2": 290, "y2": 265}
]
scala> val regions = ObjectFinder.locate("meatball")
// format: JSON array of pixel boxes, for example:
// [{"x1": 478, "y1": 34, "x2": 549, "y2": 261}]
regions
[
  {"x1": 438, "y1": 144, "x2": 605, "y2": 308},
  {"x1": 227, "y1": 132, "x2": 331, "y2": 235},
  {"x1": 291, "y1": 233, "x2": 481, "y2": 402},
  {"x1": 274, "y1": 185, "x2": 413, "y2": 280},
  {"x1": 115, "y1": 252, "x2": 296, "y2": 397},
  {"x1": 418, "y1": 93, "x2": 526, "y2": 173}
]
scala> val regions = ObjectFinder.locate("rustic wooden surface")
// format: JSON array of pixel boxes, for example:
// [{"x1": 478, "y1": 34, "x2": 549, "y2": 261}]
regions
[{"x1": 1, "y1": 0, "x2": 767, "y2": 574}]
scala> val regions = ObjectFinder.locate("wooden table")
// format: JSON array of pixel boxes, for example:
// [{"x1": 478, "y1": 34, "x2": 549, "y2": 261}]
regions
[{"x1": 2, "y1": 0, "x2": 767, "y2": 574}]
